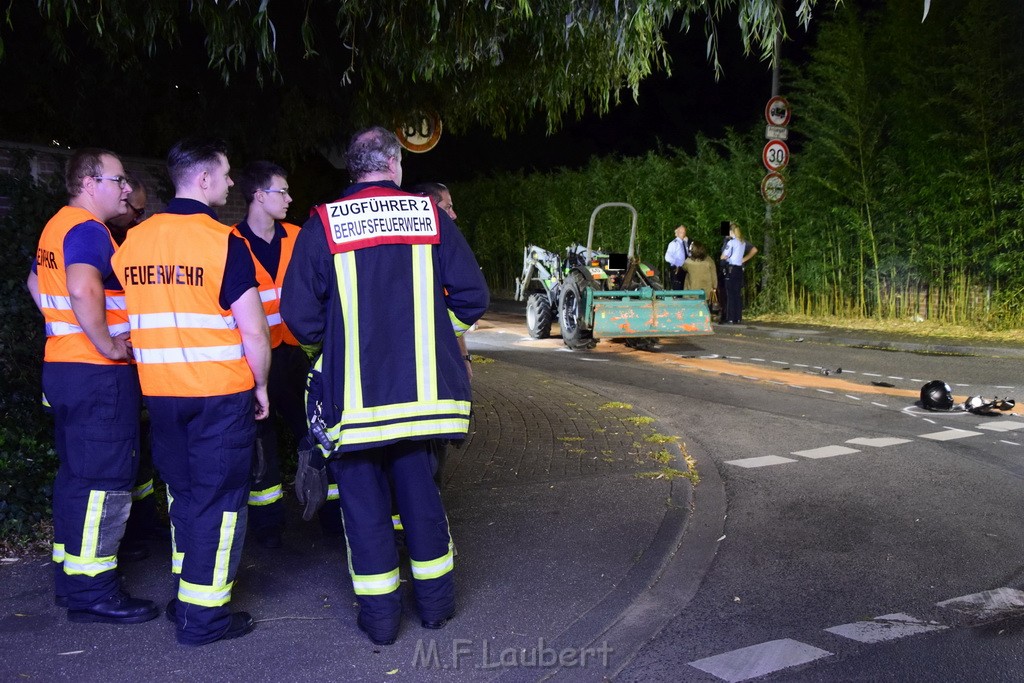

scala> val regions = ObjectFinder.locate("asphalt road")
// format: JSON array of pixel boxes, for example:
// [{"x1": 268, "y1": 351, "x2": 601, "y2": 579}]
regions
[{"x1": 471, "y1": 309, "x2": 1024, "y2": 682}]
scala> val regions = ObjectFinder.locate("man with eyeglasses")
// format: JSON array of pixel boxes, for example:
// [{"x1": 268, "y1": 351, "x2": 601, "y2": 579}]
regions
[
  {"x1": 231, "y1": 161, "x2": 343, "y2": 547},
  {"x1": 26, "y1": 148, "x2": 159, "y2": 625},
  {"x1": 112, "y1": 137, "x2": 271, "y2": 645}
]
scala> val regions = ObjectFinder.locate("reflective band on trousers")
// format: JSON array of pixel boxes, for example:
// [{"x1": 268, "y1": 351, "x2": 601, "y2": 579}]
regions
[
  {"x1": 133, "y1": 344, "x2": 244, "y2": 364},
  {"x1": 410, "y1": 549, "x2": 455, "y2": 580},
  {"x1": 178, "y1": 578, "x2": 234, "y2": 607},
  {"x1": 351, "y1": 567, "x2": 401, "y2": 596},
  {"x1": 248, "y1": 485, "x2": 282, "y2": 506}
]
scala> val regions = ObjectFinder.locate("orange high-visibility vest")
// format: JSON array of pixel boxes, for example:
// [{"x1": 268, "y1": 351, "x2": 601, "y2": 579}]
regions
[
  {"x1": 112, "y1": 212, "x2": 254, "y2": 397},
  {"x1": 35, "y1": 206, "x2": 130, "y2": 365},
  {"x1": 232, "y1": 222, "x2": 300, "y2": 348}
]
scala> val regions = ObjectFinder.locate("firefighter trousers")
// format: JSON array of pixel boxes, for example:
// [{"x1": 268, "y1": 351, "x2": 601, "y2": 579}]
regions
[
  {"x1": 44, "y1": 362, "x2": 141, "y2": 609},
  {"x1": 146, "y1": 391, "x2": 254, "y2": 646},
  {"x1": 330, "y1": 440, "x2": 455, "y2": 643}
]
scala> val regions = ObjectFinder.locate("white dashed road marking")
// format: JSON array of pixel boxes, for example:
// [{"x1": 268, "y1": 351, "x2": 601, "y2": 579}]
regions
[
  {"x1": 977, "y1": 420, "x2": 1024, "y2": 432},
  {"x1": 792, "y1": 445, "x2": 860, "y2": 459},
  {"x1": 688, "y1": 639, "x2": 832, "y2": 683},
  {"x1": 846, "y1": 437, "x2": 912, "y2": 448},
  {"x1": 937, "y1": 587, "x2": 1024, "y2": 614},
  {"x1": 918, "y1": 428, "x2": 983, "y2": 441},
  {"x1": 825, "y1": 613, "x2": 947, "y2": 643},
  {"x1": 726, "y1": 455, "x2": 798, "y2": 468}
]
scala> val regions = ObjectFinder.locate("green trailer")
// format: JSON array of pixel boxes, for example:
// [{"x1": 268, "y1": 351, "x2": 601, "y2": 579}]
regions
[{"x1": 514, "y1": 203, "x2": 714, "y2": 351}]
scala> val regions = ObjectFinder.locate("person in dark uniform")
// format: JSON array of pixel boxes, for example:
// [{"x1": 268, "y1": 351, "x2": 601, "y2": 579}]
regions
[
  {"x1": 113, "y1": 137, "x2": 271, "y2": 645},
  {"x1": 27, "y1": 148, "x2": 159, "y2": 625},
  {"x1": 232, "y1": 161, "x2": 342, "y2": 546},
  {"x1": 281, "y1": 126, "x2": 489, "y2": 646}
]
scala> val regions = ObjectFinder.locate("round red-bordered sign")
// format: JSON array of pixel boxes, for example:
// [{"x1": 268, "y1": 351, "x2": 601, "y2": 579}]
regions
[
  {"x1": 762, "y1": 139, "x2": 790, "y2": 171},
  {"x1": 764, "y1": 96, "x2": 792, "y2": 127},
  {"x1": 395, "y1": 113, "x2": 443, "y2": 153},
  {"x1": 760, "y1": 172, "x2": 786, "y2": 204}
]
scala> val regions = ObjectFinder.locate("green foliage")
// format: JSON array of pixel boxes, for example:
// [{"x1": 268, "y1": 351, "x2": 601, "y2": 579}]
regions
[
  {"x1": 0, "y1": 152, "x2": 63, "y2": 547},
  {"x1": 11, "y1": 0, "x2": 836, "y2": 137}
]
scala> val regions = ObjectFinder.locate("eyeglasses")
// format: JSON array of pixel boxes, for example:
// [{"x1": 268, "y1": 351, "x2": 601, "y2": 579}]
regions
[
  {"x1": 93, "y1": 175, "x2": 129, "y2": 189},
  {"x1": 127, "y1": 203, "x2": 145, "y2": 218},
  {"x1": 261, "y1": 187, "x2": 290, "y2": 197}
]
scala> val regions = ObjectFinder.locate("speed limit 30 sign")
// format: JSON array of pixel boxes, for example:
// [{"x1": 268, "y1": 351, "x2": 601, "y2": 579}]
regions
[{"x1": 762, "y1": 139, "x2": 790, "y2": 171}]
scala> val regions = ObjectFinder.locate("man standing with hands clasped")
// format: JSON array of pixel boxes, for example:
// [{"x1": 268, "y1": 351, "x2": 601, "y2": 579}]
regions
[
  {"x1": 281, "y1": 126, "x2": 488, "y2": 646},
  {"x1": 664, "y1": 224, "x2": 690, "y2": 290},
  {"x1": 27, "y1": 148, "x2": 158, "y2": 625},
  {"x1": 112, "y1": 137, "x2": 271, "y2": 646}
]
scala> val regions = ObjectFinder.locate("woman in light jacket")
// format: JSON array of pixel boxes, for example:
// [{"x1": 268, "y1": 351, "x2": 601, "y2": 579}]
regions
[{"x1": 681, "y1": 241, "x2": 718, "y2": 311}]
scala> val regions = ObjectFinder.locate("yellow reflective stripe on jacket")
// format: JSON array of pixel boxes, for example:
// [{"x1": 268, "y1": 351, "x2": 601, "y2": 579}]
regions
[
  {"x1": 326, "y1": 483, "x2": 339, "y2": 501},
  {"x1": 132, "y1": 479, "x2": 155, "y2": 501},
  {"x1": 335, "y1": 252, "x2": 363, "y2": 409},
  {"x1": 178, "y1": 579, "x2": 234, "y2": 607},
  {"x1": 391, "y1": 514, "x2": 404, "y2": 531},
  {"x1": 410, "y1": 549, "x2": 454, "y2": 581},
  {"x1": 52, "y1": 542, "x2": 65, "y2": 563},
  {"x1": 328, "y1": 417, "x2": 469, "y2": 448},
  {"x1": 350, "y1": 567, "x2": 401, "y2": 596},
  {"x1": 412, "y1": 244, "x2": 437, "y2": 401},
  {"x1": 336, "y1": 399, "x2": 471, "y2": 426},
  {"x1": 248, "y1": 485, "x2": 283, "y2": 506},
  {"x1": 449, "y1": 309, "x2": 472, "y2": 336}
]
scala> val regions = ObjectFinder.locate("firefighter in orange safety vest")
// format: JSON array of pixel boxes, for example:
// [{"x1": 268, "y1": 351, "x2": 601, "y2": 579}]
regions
[{"x1": 111, "y1": 137, "x2": 271, "y2": 646}]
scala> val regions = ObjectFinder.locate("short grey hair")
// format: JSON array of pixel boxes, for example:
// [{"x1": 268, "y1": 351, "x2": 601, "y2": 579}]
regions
[{"x1": 345, "y1": 126, "x2": 401, "y2": 181}]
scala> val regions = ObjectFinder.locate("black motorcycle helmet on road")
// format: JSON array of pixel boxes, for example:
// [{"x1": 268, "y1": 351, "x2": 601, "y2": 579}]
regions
[{"x1": 920, "y1": 380, "x2": 954, "y2": 411}]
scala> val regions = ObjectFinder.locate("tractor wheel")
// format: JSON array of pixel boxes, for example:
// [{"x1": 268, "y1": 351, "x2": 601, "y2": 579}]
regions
[
  {"x1": 525, "y1": 294, "x2": 553, "y2": 339},
  {"x1": 558, "y1": 273, "x2": 596, "y2": 350}
]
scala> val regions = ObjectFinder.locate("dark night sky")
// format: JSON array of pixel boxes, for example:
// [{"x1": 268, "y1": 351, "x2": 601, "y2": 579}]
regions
[{"x1": 402, "y1": 20, "x2": 807, "y2": 185}]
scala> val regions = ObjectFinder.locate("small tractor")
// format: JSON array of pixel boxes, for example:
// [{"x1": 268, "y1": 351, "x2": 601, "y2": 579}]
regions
[{"x1": 513, "y1": 202, "x2": 713, "y2": 350}]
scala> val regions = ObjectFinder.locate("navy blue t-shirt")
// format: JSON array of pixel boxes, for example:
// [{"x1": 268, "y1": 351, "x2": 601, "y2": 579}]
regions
[{"x1": 234, "y1": 219, "x2": 286, "y2": 280}]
